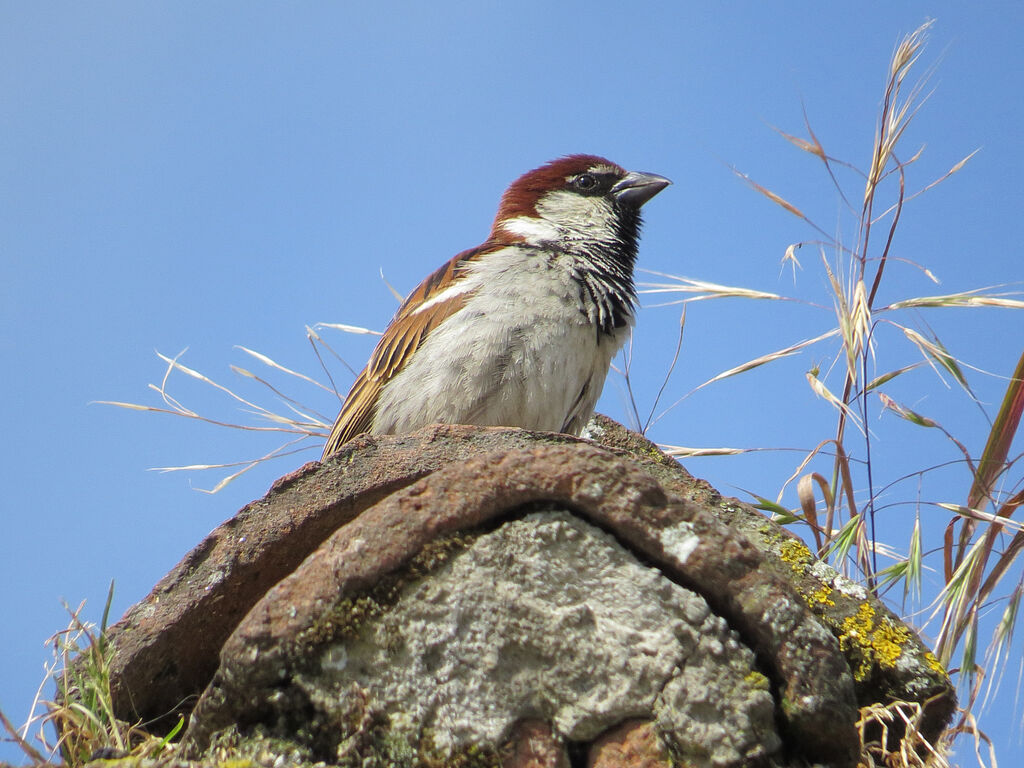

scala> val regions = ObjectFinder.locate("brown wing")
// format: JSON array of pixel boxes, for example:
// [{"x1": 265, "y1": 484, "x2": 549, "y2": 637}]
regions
[{"x1": 321, "y1": 243, "x2": 496, "y2": 458}]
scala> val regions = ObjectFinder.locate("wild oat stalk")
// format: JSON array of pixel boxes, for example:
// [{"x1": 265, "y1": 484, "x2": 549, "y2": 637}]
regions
[
  {"x1": 640, "y1": 18, "x2": 1024, "y2": 747},
  {"x1": 96, "y1": 323, "x2": 380, "y2": 492}
]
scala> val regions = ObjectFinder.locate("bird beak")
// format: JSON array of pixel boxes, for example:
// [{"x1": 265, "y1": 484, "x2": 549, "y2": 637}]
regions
[{"x1": 612, "y1": 170, "x2": 672, "y2": 208}]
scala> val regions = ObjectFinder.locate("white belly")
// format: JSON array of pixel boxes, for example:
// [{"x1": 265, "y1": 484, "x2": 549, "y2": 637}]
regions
[{"x1": 371, "y1": 249, "x2": 632, "y2": 436}]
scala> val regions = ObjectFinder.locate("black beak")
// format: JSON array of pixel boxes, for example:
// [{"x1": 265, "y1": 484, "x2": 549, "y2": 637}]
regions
[{"x1": 611, "y1": 170, "x2": 672, "y2": 207}]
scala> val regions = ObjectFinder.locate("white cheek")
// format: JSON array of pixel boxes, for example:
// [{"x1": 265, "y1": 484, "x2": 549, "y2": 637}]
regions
[{"x1": 536, "y1": 192, "x2": 618, "y2": 239}]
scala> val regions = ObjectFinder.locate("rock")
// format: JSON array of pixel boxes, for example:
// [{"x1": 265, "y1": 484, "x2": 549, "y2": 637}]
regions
[
  {"x1": 92, "y1": 417, "x2": 955, "y2": 768},
  {"x1": 246, "y1": 511, "x2": 775, "y2": 765},
  {"x1": 102, "y1": 424, "x2": 592, "y2": 733},
  {"x1": 501, "y1": 720, "x2": 566, "y2": 768},
  {"x1": 182, "y1": 441, "x2": 860, "y2": 766},
  {"x1": 588, "y1": 720, "x2": 671, "y2": 768}
]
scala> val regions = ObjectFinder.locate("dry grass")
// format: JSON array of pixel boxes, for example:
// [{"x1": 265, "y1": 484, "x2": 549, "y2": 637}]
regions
[
  {"x1": 856, "y1": 699, "x2": 950, "y2": 768},
  {"x1": 94, "y1": 323, "x2": 381, "y2": 492},
  {"x1": 3, "y1": 587, "x2": 183, "y2": 766}
]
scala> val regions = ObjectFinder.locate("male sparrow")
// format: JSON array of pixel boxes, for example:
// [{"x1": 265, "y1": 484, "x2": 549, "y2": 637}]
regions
[{"x1": 321, "y1": 155, "x2": 669, "y2": 459}]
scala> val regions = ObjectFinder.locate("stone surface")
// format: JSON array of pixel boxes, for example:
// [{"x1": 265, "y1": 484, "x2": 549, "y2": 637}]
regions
[
  {"x1": 501, "y1": 720, "x2": 566, "y2": 768},
  {"x1": 102, "y1": 424, "x2": 598, "y2": 729},
  {"x1": 184, "y1": 442, "x2": 857, "y2": 766},
  {"x1": 303, "y1": 512, "x2": 776, "y2": 764},
  {"x1": 91, "y1": 416, "x2": 956, "y2": 767},
  {"x1": 593, "y1": 419, "x2": 956, "y2": 744},
  {"x1": 588, "y1": 720, "x2": 671, "y2": 768}
]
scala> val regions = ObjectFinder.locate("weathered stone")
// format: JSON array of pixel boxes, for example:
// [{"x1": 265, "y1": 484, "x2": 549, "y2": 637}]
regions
[
  {"x1": 92, "y1": 416, "x2": 955, "y2": 767},
  {"x1": 183, "y1": 443, "x2": 857, "y2": 766},
  {"x1": 501, "y1": 720, "x2": 567, "y2": 768},
  {"x1": 102, "y1": 424, "x2": 595, "y2": 730},
  {"x1": 587, "y1": 720, "x2": 671, "y2": 768},
  {"x1": 593, "y1": 418, "x2": 956, "y2": 744},
  {"x1": 297, "y1": 512, "x2": 775, "y2": 765}
]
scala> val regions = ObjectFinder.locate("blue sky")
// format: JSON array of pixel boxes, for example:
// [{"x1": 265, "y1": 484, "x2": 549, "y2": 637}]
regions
[{"x1": 2, "y1": 2, "x2": 1022, "y2": 763}]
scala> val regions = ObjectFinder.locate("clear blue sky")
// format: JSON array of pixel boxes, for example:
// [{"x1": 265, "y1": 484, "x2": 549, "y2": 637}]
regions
[{"x1": 3, "y1": 3, "x2": 1022, "y2": 764}]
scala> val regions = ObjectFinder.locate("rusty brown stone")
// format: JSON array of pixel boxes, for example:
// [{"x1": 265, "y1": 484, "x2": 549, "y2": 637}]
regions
[
  {"x1": 588, "y1": 720, "x2": 671, "y2": 768},
  {"x1": 102, "y1": 417, "x2": 707, "y2": 730},
  {"x1": 501, "y1": 720, "x2": 567, "y2": 768}
]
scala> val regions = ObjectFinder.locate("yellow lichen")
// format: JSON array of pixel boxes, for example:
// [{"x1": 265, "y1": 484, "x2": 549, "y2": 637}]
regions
[
  {"x1": 842, "y1": 602, "x2": 875, "y2": 638},
  {"x1": 744, "y1": 670, "x2": 771, "y2": 691},
  {"x1": 778, "y1": 538, "x2": 813, "y2": 575},
  {"x1": 838, "y1": 602, "x2": 914, "y2": 680},
  {"x1": 872, "y1": 619, "x2": 912, "y2": 669},
  {"x1": 807, "y1": 585, "x2": 835, "y2": 607},
  {"x1": 924, "y1": 650, "x2": 949, "y2": 678}
]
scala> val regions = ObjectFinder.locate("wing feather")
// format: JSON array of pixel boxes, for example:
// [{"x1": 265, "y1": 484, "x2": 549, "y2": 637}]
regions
[{"x1": 321, "y1": 243, "x2": 498, "y2": 458}]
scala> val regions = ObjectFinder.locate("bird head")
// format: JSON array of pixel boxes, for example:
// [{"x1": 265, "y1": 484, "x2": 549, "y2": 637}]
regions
[{"x1": 490, "y1": 155, "x2": 671, "y2": 253}]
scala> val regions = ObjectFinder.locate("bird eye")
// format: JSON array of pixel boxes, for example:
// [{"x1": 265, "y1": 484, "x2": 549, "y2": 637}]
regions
[{"x1": 573, "y1": 173, "x2": 598, "y2": 191}]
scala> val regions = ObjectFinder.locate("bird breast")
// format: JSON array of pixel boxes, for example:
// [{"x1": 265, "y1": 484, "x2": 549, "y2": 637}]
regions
[{"x1": 370, "y1": 245, "x2": 634, "y2": 436}]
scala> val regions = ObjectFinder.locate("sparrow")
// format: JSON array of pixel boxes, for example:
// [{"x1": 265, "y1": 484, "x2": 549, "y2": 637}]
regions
[{"x1": 321, "y1": 155, "x2": 670, "y2": 459}]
